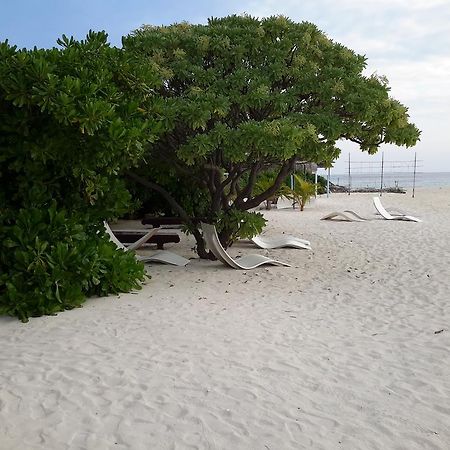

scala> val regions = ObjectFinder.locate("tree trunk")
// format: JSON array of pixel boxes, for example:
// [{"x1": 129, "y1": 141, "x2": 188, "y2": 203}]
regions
[
  {"x1": 192, "y1": 228, "x2": 215, "y2": 260},
  {"x1": 125, "y1": 171, "x2": 214, "y2": 259},
  {"x1": 238, "y1": 157, "x2": 297, "y2": 210},
  {"x1": 217, "y1": 227, "x2": 234, "y2": 249}
]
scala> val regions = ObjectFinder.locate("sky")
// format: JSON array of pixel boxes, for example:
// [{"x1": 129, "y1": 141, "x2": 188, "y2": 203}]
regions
[{"x1": 1, "y1": 0, "x2": 449, "y2": 172}]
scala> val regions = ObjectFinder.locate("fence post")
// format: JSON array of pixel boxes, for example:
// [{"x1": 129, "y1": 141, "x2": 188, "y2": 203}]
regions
[
  {"x1": 412, "y1": 152, "x2": 417, "y2": 198},
  {"x1": 314, "y1": 171, "x2": 318, "y2": 198},
  {"x1": 348, "y1": 153, "x2": 351, "y2": 195},
  {"x1": 326, "y1": 167, "x2": 330, "y2": 198},
  {"x1": 380, "y1": 152, "x2": 384, "y2": 197}
]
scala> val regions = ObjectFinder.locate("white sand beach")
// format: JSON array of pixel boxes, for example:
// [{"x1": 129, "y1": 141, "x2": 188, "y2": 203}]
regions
[{"x1": 1, "y1": 188, "x2": 449, "y2": 450}]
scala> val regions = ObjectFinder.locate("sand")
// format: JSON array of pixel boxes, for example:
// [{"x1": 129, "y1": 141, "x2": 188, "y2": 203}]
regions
[{"x1": 1, "y1": 188, "x2": 449, "y2": 450}]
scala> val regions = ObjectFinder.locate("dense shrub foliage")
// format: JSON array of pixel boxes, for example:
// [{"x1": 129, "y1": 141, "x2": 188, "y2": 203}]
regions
[
  {"x1": 0, "y1": 32, "x2": 160, "y2": 321},
  {"x1": 0, "y1": 205, "x2": 145, "y2": 321},
  {"x1": 0, "y1": 31, "x2": 162, "y2": 219}
]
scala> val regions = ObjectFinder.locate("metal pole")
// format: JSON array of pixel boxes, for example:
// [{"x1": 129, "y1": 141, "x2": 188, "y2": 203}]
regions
[
  {"x1": 380, "y1": 151, "x2": 384, "y2": 197},
  {"x1": 327, "y1": 167, "x2": 330, "y2": 198},
  {"x1": 290, "y1": 173, "x2": 295, "y2": 208},
  {"x1": 412, "y1": 152, "x2": 417, "y2": 198},
  {"x1": 314, "y1": 171, "x2": 318, "y2": 198},
  {"x1": 348, "y1": 153, "x2": 351, "y2": 195}
]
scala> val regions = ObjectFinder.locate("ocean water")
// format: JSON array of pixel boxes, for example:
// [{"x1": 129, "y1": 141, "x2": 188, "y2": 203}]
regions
[{"x1": 322, "y1": 172, "x2": 450, "y2": 189}]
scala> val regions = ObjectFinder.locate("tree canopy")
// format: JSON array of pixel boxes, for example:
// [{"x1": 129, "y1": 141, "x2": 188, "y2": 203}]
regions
[{"x1": 123, "y1": 15, "x2": 420, "y2": 250}]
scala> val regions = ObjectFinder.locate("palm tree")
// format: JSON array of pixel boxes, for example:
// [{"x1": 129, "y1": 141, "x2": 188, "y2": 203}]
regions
[{"x1": 288, "y1": 174, "x2": 316, "y2": 211}]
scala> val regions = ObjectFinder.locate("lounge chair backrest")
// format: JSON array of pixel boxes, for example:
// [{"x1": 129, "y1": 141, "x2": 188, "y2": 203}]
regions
[
  {"x1": 373, "y1": 197, "x2": 393, "y2": 219},
  {"x1": 201, "y1": 223, "x2": 241, "y2": 269},
  {"x1": 202, "y1": 223, "x2": 291, "y2": 269},
  {"x1": 104, "y1": 221, "x2": 127, "y2": 250},
  {"x1": 373, "y1": 197, "x2": 422, "y2": 222},
  {"x1": 104, "y1": 221, "x2": 190, "y2": 266}
]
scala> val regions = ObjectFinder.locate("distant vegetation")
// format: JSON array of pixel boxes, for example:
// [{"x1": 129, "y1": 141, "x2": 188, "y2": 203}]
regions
[{"x1": 0, "y1": 16, "x2": 420, "y2": 320}]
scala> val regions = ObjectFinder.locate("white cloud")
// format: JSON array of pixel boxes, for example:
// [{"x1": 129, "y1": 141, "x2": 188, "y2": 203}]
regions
[
  {"x1": 335, "y1": 0, "x2": 448, "y2": 10},
  {"x1": 237, "y1": 0, "x2": 450, "y2": 171},
  {"x1": 369, "y1": 56, "x2": 450, "y2": 112}
]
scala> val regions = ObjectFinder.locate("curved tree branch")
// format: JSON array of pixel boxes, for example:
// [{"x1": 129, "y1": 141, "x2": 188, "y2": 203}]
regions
[{"x1": 239, "y1": 157, "x2": 297, "y2": 210}]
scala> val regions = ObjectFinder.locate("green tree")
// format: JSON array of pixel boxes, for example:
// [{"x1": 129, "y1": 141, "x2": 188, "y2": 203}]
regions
[
  {"x1": 123, "y1": 15, "x2": 420, "y2": 254},
  {"x1": 288, "y1": 174, "x2": 316, "y2": 211}
]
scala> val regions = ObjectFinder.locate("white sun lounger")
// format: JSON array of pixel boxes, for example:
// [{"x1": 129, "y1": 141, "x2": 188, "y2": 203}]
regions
[
  {"x1": 104, "y1": 222, "x2": 190, "y2": 266},
  {"x1": 201, "y1": 223, "x2": 290, "y2": 270},
  {"x1": 251, "y1": 235, "x2": 311, "y2": 250},
  {"x1": 104, "y1": 223, "x2": 159, "y2": 250},
  {"x1": 321, "y1": 210, "x2": 366, "y2": 222},
  {"x1": 373, "y1": 197, "x2": 421, "y2": 222}
]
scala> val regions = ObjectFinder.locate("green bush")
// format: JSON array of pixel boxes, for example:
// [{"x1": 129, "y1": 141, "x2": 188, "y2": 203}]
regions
[
  {"x1": 0, "y1": 32, "x2": 160, "y2": 320},
  {"x1": 296, "y1": 171, "x2": 327, "y2": 194},
  {"x1": 0, "y1": 205, "x2": 146, "y2": 322},
  {"x1": 215, "y1": 209, "x2": 267, "y2": 247}
]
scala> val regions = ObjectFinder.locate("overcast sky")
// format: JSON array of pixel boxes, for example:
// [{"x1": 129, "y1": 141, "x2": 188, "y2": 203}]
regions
[{"x1": 1, "y1": 0, "x2": 449, "y2": 172}]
